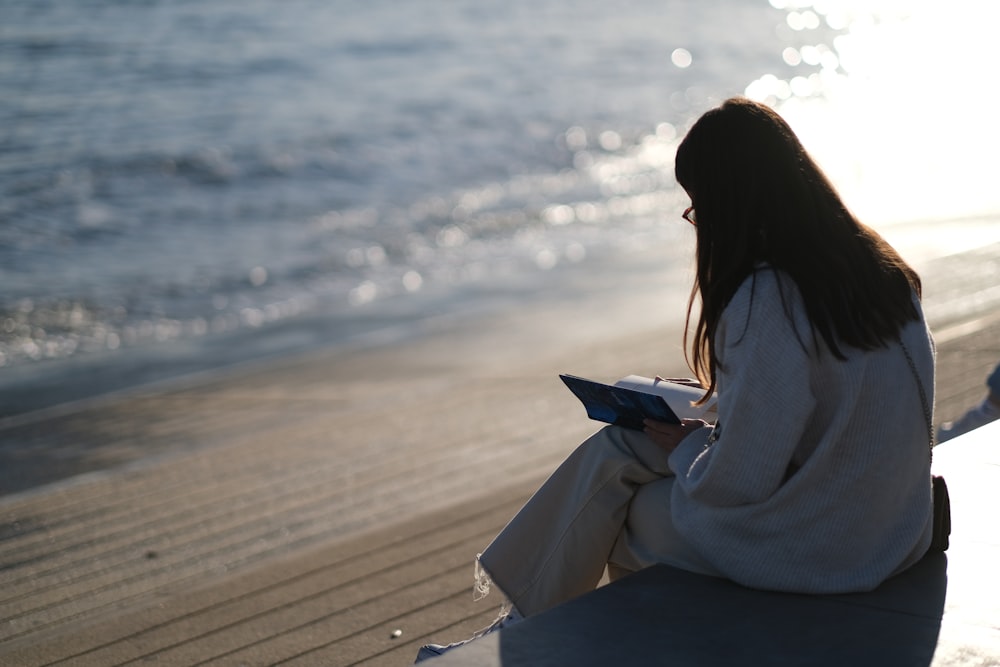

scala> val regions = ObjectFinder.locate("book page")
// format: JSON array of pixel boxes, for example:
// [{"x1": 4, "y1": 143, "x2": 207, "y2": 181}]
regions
[{"x1": 613, "y1": 375, "x2": 717, "y2": 421}]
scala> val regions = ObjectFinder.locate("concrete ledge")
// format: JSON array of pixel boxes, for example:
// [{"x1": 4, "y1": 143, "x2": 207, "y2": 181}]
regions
[{"x1": 429, "y1": 420, "x2": 1000, "y2": 666}]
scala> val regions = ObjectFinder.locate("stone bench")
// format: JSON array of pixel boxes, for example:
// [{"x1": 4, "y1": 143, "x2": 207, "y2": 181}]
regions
[{"x1": 429, "y1": 419, "x2": 1000, "y2": 666}]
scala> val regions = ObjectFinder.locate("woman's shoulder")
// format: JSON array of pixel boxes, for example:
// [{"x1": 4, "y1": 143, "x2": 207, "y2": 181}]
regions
[
  {"x1": 720, "y1": 265, "x2": 810, "y2": 346},
  {"x1": 728, "y1": 265, "x2": 802, "y2": 313}
]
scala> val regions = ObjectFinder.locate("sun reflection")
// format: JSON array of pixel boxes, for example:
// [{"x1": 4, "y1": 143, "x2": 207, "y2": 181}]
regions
[
  {"x1": 758, "y1": 0, "x2": 1000, "y2": 228},
  {"x1": 782, "y1": 47, "x2": 802, "y2": 66},
  {"x1": 248, "y1": 266, "x2": 268, "y2": 287},
  {"x1": 786, "y1": 10, "x2": 821, "y2": 30},
  {"x1": 574, "y1": 202, "x2": 604, "y2": 223},
  {"x1": 671, "y1": 48, "x2": 693, "y2": 68},
  {"x1": 798, "y1": 45, "x2": 820, "y2": 65},
  {"x1": 565, "y1": 126, "x2": 588, "y2": 151},
  {"x1": 402, "y1": 270, "x2": 423, "y2": 292},
  {"x1": 535, "y1": 248, "x2": 558, "y2": 270},
  {"x1": 656, "y1": 122, "x2": 677, "y2": 141},
  {"x1": 543, "y1": 204, "x2": 575, "y2": 226},
  {"x1": 436, "y1": 225, "x2": 468, "y2": 247},
  {"x1": 349, "y1": 281, "x2": 377, "y2": 306},
  {"x1": 598, "y1": 130, "x2": 622, "y2": 151}
]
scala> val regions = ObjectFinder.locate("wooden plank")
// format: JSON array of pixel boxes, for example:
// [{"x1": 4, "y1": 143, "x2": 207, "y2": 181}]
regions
[{"x1": 0, "y1": 480, "x2": 537, "y2": 666}]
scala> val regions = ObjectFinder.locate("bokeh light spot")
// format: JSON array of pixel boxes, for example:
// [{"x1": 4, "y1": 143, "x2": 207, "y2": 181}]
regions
[
  {"x1": 800, "y1": 45, "x2": 821, "y2": 66},
  {"x1": 349, "y1": 281, "x2": 377, "y2": 306},
  {"x1": 535, "y1": 249, "x2": 558, "y2": 270},
  {"x1": 671, "y1": 48, "x2": 693, "y2": 68},
  {"x1": 543, "y1": 204, "x2": 575, "y2": 225},
  {"x1": 565, "y1": 126, "x2": 588, "y2": 150},
  {"x1": 598, "y1": 130, "x2": 622, "y2": 151},
  {"x1": 787, "y1": 11, "x2": 820, "y2": 31},
  {"x1": 402, "y1": 270, "x2": 423, "y2": 292},
  {"x1": 249, "y1": 266, "x2": 268, "y2": 287},
  {"x1": 782, "y1": 47, "x2": 802, "y2": 66}
]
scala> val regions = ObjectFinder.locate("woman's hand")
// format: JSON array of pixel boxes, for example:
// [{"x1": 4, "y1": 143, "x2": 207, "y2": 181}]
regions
[{"x1": 643, "y1": 418, "x2": 709, "y2": 454}]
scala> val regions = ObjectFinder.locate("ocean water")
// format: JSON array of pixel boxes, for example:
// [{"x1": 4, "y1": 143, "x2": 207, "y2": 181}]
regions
[{"x1": 2, "y1": 0, "x2": 1000, "y2": 411}]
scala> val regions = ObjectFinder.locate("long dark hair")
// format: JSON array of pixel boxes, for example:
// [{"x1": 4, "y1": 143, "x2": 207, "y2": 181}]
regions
[{"x1": 675, "y1": 97, "x2": 921, "y2": 401}]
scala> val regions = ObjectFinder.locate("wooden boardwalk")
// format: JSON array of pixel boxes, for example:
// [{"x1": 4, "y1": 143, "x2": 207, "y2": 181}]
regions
[
  {"x1": 0, "y1": 304, "x2": 668, "y2": 666},
  {"x1": 2, "y1": 243, "x2": 1000, "y2": 665},
  {"x1": 0, "y1": 479, "x2": 535, "y2": 666}
]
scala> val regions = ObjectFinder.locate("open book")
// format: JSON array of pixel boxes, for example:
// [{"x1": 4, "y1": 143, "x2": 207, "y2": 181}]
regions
[{"x1": 560, "y1": 374, "x2": 717, "y2": 430}]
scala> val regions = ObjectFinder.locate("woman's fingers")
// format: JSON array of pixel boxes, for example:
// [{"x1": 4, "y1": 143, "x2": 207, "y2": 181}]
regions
[
  {"x1": 643, "y1": 419, "x2": 709, "y2": 453},
  {"x1": 643, "y1": 419, "x2": 687, "y2": 453},
  {"x1": 643, "y1": 419, "x2": 673, "y2": 434}
]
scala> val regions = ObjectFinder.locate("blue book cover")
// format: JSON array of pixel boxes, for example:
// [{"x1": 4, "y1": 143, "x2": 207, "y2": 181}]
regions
[{"x1": 559, "y1": 374, "x2": 715, "y2": 431}]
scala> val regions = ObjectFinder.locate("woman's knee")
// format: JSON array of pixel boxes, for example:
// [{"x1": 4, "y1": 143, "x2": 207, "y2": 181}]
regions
[{"x1": 586, "y1": 425, "x2": 672, "y2": 473}]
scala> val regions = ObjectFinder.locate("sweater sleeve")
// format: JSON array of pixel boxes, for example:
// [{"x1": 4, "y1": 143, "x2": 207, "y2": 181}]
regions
[{"x1": 669, "y1": 271, "x2": 817, "y2": 506}]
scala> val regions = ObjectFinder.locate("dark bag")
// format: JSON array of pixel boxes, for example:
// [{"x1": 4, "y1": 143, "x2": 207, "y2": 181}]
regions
[{"x1": 929, "y1": 474, "x2": 951, "y2": 552}]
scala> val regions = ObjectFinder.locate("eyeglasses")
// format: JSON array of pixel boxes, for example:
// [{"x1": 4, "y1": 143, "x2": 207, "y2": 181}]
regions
[{"x1": 682, "y1": 206, "x2": 696, "y2": 226}]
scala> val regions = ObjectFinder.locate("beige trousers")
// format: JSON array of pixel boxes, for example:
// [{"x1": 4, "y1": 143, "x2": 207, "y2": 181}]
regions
[{"x1": 478, "y1": 425, "x2": 722, "y2": 617}]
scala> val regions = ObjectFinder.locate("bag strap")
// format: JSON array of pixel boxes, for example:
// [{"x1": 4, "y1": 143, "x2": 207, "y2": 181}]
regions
[{"x1": 898, "y1": 337, "x2": 935, "y2": 454}]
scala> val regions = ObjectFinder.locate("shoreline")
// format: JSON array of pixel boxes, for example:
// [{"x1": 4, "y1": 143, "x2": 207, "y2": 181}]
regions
[
  {"x1": 5, "y1": 212, "x2": 1000, "y2": 424},
  {"x1": 2, "y1": 219, "x2": 1000, "y2": 497},
  {"x1": 0, "y1": 237, "x2": 695, "y2": 423},
  {"x1": 0, "y1": 242, "x2": 693, "y2": 497}
]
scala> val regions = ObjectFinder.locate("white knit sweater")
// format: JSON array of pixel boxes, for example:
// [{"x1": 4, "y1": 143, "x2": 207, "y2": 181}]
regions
[{"x1": 668, "y1": 268, "x2": 934, "y2": 593}]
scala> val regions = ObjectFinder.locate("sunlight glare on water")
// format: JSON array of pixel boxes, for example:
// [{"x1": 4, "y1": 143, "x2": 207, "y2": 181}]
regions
[
  {"x1": 3, "y1": 0, "x2": 997, "y2": 374},
  {"x1": 752, "y1": 0, "x2": 1000, "y2": 244}
]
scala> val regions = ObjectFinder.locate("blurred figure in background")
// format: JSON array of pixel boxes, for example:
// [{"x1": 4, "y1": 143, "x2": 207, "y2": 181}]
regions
[{"x1": 938, "y1": 362, "x2": 1000, "y2": 442}]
